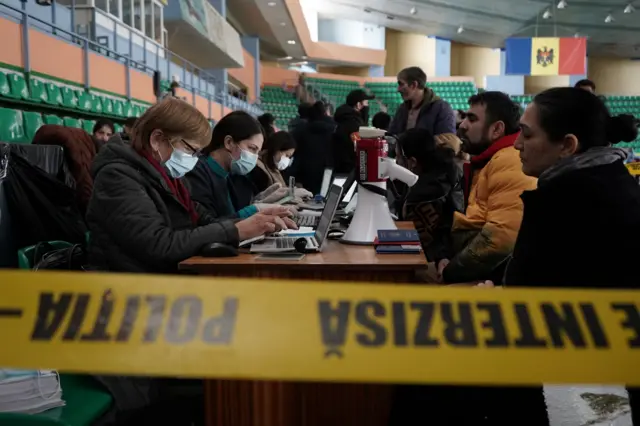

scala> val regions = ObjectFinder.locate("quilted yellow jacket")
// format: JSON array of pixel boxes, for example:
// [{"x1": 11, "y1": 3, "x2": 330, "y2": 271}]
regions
[{"x1": 442, "y1": 133, "x2": 537, "y2": 283}]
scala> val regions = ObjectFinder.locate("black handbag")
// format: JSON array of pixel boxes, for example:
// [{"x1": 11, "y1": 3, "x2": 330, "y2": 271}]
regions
[{"x1": 32, "y1": 242, "x2": 86, "y2": 271}]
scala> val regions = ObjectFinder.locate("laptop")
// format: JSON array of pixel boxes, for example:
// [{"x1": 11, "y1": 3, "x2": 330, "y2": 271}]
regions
[
  {"x1": 300, "y1": 171, "x2": 356, "y2": 211},
  {"x1": 319, "y1": 168, "x2": 334, "y2": 198},
  {"x1": 251, "y1": 184, "x2": 343, "y2": 253}
]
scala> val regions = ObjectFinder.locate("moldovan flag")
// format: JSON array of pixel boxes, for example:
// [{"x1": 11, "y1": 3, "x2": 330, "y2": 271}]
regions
[{"x1": 505, "y1": 37, "x2": 586, "y2": 76}]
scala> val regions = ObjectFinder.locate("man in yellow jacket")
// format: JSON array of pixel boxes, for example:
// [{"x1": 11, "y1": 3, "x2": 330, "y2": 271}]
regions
[{"x1": 438, "y1": 91, "x2": 537, "y2": 283}]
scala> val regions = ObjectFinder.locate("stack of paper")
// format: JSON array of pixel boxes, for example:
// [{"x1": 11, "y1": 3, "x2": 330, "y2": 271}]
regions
[{"x1": 0, "y1": 369, "x2": 65, "y2": 414}]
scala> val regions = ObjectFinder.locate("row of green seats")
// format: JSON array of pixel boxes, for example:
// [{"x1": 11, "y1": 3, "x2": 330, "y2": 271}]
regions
[
  {"x1": 0, "y1": 107, "x2": 123, "y2": 143},
  {"x1": 0, "y1": 70, "x2": 148, "y2": 118}
]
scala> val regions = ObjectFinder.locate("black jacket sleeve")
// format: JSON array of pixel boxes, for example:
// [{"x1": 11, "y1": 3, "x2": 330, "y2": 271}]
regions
[
  {"x1": 185, "y1": 161, "x2": 226, "y2": 218},
  {"x1": 90, "y1": 165, "x2": 240, "y2": 265},
  {"x1": 247, "y1": 167, "x2": 271, "y2": 193},
  {"x1": 333, "y1": 119, "x2": 360, "y2": 174}
]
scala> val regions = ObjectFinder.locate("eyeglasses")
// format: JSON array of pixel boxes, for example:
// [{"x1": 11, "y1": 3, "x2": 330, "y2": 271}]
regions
[{"x1": 180, "y1": 139, "x2": 201, "y2": 157}]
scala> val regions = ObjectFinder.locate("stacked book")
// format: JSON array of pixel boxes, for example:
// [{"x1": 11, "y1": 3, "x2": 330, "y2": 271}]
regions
[
  {"x1": 374, "y1": 229, "x2": 422, "y2": 254},
  {"x1": 0, "y1": 369, "x2": 65, "y2": 414}
]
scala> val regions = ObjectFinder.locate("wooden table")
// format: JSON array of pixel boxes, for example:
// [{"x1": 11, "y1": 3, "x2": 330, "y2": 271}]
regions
[{"x1": 179, "y1": 222, "x2": 427, "y2": 426}]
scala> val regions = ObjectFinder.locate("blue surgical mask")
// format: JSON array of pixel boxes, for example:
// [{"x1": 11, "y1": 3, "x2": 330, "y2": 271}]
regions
[
  {"x1": 164, "y1": 146, "x2": 198, "y2": 178},
  {"x1": 231, "y1": 148, "x2": 258, "y2": 175}
]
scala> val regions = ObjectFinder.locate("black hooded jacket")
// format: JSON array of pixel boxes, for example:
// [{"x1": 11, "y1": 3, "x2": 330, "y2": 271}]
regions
[
  {"x1": 332, "y1": 104, "x2": 364, "y2": 174},
  {"x1": 86, "y1": 138, "x2": 239, "y2": 274},
  {"x1": 290, "y1": 116, "x2": 335, "y2": 195}
]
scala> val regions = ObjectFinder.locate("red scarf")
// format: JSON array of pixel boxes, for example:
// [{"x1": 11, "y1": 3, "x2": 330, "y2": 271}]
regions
[
  {"x1": 141, "y1": 151, "x2": 199, "y2": 225},
  {"x1": 462, "y1": 132, "x2": 519, "y2": 203}
]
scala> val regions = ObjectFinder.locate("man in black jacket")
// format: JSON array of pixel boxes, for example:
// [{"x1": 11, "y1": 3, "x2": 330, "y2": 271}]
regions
[{"x1": 332, "y1": 89, "x2": 374, "y2": 174}]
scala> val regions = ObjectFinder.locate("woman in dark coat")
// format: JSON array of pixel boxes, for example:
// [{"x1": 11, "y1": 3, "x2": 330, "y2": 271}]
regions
[
  {"x1": 87, "y1": 98, "x2": 292, "y2": 274},
  {"x1": 390, "y1": 88, "x2": 640, "y2": 425}
]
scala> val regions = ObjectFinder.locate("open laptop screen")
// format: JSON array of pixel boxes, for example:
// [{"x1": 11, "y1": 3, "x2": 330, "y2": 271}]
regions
[
  {"x1": 315, "y1": 184, "x2": 343, "y2": 246},
  {"x1": 319, "y1": 168, "x2": 333, "y2": 198}
]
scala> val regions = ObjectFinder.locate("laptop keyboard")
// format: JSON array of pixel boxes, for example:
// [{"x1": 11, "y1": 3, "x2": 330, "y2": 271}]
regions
[
  {"x1": 296, "y1": 215, "x2": 319, "y2": 227},
  {"x1": 276, "y1": 238, "x2": 298, "y2": 249}
]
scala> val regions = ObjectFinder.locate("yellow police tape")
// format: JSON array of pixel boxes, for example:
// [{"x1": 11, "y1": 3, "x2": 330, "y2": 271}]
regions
[
  {"x1": 1, "y1": 270, "x2": 639, "y2": 386},
  {"x1": 626, "y1": 162, "x2": 640, "y2": 176}
]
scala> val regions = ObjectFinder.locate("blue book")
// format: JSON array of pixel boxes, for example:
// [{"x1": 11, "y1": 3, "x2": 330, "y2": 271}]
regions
[{"x1": 377, "y1": 229, "x2": 420, "y2": 244}]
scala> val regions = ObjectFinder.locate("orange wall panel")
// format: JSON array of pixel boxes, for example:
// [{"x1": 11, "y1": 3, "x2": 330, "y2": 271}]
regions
[
  {"x1": 194, "y1": 94, "x2": 210, "y2": 118},
  {"x1": 30, "y1": 29, "x2": 84, "y2": 83},
  {"x1": 261, "y1": 65, "x2": 299, "y2": 86},
  {"x1": 88, "y1": 53, "x2": 126, "y2": 95},
  {"x1": 228, "y1": 49, "x2": 255, "y2": 100},
  {"x1": 130, "y1": 68, "x2": 156, "y2": 104},
  {"x1": 0, "y1": 18, "x2": 23, "y2": 68}
]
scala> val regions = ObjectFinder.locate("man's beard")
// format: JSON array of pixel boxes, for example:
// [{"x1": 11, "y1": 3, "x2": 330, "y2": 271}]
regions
[{"x1": 459, "y1": 131, "x2": 492, "y2": 156}]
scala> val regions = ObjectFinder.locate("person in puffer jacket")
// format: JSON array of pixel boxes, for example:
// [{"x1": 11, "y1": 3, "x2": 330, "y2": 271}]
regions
[{"x1": 437, "y1": 91, "x2": 537, "y2": 284}]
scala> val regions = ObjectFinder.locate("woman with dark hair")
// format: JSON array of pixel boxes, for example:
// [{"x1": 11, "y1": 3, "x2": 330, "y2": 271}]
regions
[
  {"x1": 372, "y1": 111, "x2": 391, "y2": 131},
  {"x1": 396, "y1": 128, "x2": 463, "y2": 263},
  {"x1": 186, "y1": 111, "x2": 295, "y2": 219},
  {"x1": 248, "y1": 131, "x2": 296, "y2": 192},
  {"x1": 257, "y1": 113, "x2": 277, "y2": 139},
  {"x1": 290, "y1": 101, "x2": 335, "y2": 195},
  {"x1": 92, "y1": 118, "x2": 115, "y2": 152},
  {"x1": 474, "y1": 87, "x2": 640, "y2": 424}
]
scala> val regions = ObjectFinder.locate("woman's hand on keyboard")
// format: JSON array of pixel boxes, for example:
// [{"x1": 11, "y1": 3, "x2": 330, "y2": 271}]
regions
[
  {"x1": 255, "y1": 204, "x2": 297, "y2": 217},
  {"x1": 236, "y1": 213, "x2": 298, "y2": 241}
]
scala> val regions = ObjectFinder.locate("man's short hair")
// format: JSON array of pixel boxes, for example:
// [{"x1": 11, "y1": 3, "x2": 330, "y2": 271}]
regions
[
  {"x1": 124, "y1": 117, "x2": 137, "y2": 128},
  {"x1": 468, "y1": 91, "x2": 521, "y2": 136},
  {"x1": 397, "y1": 67, "x2": 427, "y2": 89},
  {"x1": 574, "y1": 79, "x2": 596, "y2": 92}
]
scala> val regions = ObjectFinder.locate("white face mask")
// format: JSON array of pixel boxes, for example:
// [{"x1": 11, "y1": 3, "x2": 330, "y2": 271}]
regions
[{"x1": 276, "y1": 155, "x2": 291, "y2": 170}]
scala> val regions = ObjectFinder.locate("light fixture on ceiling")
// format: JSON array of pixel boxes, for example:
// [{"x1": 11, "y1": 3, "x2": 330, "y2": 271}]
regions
[
  {"x1": 624, "y1": 4, "x2": 635, "y2": 13},
  {"x1": 301, "y1": 56, "x2": 307, "y2": 59},
  {"x1": 542, "y1": 9, "x2": 552, "y2": 19},
  {"x1": 604, "y1": 13, "x2": 614, "y2": 23},
  {"x1": 557, "y1": 0, "x2": 567, "y2": 9},
  {"x1": 410, "y1": 7, "x2": 417, "y2": 15},
  {"x1": 279, "y1": 22, "x2": 286, "y2": 26},
  {"x1": 287, "y1": 40, "x2": 296, "y2": 44},
  {"x1": 267, "y1": 1, "x2": 276, "y2": 6},
  {"x1": 457, "y1": 25, "x2": 464, "y2": 34}
]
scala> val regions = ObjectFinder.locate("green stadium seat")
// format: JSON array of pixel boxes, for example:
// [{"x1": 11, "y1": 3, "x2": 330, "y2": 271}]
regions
[
  {"x1": 45, "y1": 82, "x2": 63, "y2": 106},
  {"x1": 29, "y1": 78, "x2": 48, "y2": 103},
  {"x1": 0, "y1": 71, "x2": 11, "y2": 97},
  {"x1": 83, "y1": 119, "x2": 95, "y2": 134},
  {"x1": 43, "y1": 114, "x2": 63, "y2": 126},
  {"x1": 23, "y1": 111, "x2": 44, "y2": 141},
  {"x1": 90, "y1": 94, "x2": 103, "y2": 114},
  {"x1": 132, "y1": 104, "x2": 142, "y2": 117},
  {"x1": 7, "y1": 73, "x2": 29, "y2": 100},
  {"x1": 102, "y1": 97, "x2": 114, "y2": 115},
  {"x1": 0, "y1": 107, "x2": 27, "y2": 143},
  {"x1": 114, "y1": 124, "x2": 123, "y2": 133},
  {"x1": 63, "y1": 117, "x2": 82, "y2": 128},
  {"x1": 123, "y1": 102, "x2": 133, "y2": 117},
  {"x1": 113, "y1": 100, "x2": 125, "y2": 117},
  {"x1": 61, "y1": 87, "x2": 79, "y2": 109},
  {"x1": 76, "y1": 91, "x2": 92, "y2": 112}
]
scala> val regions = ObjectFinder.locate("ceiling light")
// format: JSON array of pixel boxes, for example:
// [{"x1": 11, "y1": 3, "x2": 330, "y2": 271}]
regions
[
  {"x1": 624, "y1": 4, "x2": 635, "y2": 13},
  {"x1": 542, "y1": 9, "x2": 552, "y2": 19},
  {"x1": 287, "y1": 40, "x2": 296, "y2": 44},
  {"x1": 301, "y1": 56, "x2": 307, "y2": 59},
  {"x1": 283, "y1": 56, "x2": 292, "y2": 60},
  {"x1": 557, "y1": 0, "x2": 567, "y2": 9},
  {"x1": 409, "y1": 7, "x2": 417, "y2": 15},
  {"x1": 267, "y1": 1, "x2": 276, "y2": 6},
  {"x1": 604, "y1": 13, "x2": 614, "y2": 23},
  {"x1": 457, "y1": 25, "x2": 464, "y2": 34},
  {"x1": 279, "y1": 22, "x2": 286, "y2": 26}
]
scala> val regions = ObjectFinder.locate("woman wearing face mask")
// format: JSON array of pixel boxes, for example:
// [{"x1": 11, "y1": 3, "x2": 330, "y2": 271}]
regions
[
  {"x1": 186, "y1": 111, "x2": 296, "y2": 219},
  {"x1": 86, "y1": 98, "x2": 293, "y2": 275},
  {"x1": 248, "y1": 131, "x2": 296, "y2": 192}
]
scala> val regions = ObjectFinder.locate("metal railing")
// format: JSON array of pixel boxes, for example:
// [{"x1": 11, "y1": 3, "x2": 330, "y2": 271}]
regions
[{"x1": 0, "y1": 1, "x2": 263, "y2": 117}]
